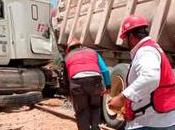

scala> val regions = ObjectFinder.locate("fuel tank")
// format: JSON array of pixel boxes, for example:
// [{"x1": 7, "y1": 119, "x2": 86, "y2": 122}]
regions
[{"x1": 0, "y1": 68, "x2": 45, "y2": 95}]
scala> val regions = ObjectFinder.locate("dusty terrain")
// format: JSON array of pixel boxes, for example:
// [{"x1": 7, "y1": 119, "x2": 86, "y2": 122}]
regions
[{"x1": 0, "y1": 98, "x2": 77, "y2": 130}]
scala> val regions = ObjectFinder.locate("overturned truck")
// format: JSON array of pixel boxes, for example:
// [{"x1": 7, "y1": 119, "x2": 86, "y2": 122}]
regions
[
  {"x1": 54, "y1": 0, "x2": 175, "y2": 128},
  {"x1": 0, "y1": 0, "x2": 63, "y2": 107}
]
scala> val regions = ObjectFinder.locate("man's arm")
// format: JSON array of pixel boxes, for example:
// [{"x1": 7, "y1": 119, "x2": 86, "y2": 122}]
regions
[
  {"x1": 122, "y1": 47, "x2": 161, "y2": 102},
  {"x1": 108, "y1": 47, "x2": 161, "y2": 110}
]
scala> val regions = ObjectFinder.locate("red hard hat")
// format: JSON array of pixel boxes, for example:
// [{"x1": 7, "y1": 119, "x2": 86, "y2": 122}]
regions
[
  {"x1": 120, "y1": 15, "x2": 149, "y2": 39},
  {"x1": 67, "y1": 37, "x2": 81, "y2": 48}
]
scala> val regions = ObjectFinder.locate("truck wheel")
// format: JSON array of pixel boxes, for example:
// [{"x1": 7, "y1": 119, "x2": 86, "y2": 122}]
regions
[
  {"x1": 42, "y1": 85, "x2": 57, "y2": 98},
  {"x1": 0, "y1": 91, "x2": 42, "y2": 108},
  {"x1": 103, "y1": 63, "x2": 129, "y2": 128}
]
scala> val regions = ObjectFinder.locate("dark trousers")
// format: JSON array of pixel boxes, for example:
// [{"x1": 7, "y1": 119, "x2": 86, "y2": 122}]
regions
[{"x1": 69, "y1": 76, "x2": 103, "y2": 130}]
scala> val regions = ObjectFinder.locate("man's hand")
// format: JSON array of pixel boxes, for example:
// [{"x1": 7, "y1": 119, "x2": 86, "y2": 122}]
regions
[{"x1": 108, "y1": 93, "x2": 126, "y2": 111}]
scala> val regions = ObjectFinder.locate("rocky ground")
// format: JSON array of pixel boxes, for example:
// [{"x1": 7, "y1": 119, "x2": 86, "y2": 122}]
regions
[{"x1": 0, "y1": 98, "x2": 77, "y2": 130}]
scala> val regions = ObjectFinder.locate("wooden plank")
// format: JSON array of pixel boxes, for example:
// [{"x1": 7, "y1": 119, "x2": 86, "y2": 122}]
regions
[
  {"x1": 149, "y1": 0, "x2": 171, "y2": 41},
  {"x1": 99, "y1": 124, "x2": 116, "y2": 130},
  {"x1": 58, "y1": 0, "x2": 72, "y2": 44},
  {"x1": 80, "y1": 0, "x2": 96, "y2": 44},
  {"x1": 94, "y1": 0, "x2": 115, "y2": 45},
  {"x1": 68, "y1": 0, "x2": 83, "y2": 42},
  {"x1": 34, "y1": 104, "x2": 76, "y2": 122},
  {"x1": 115, "y1": 0, "x2": 137, "y2": 46}
]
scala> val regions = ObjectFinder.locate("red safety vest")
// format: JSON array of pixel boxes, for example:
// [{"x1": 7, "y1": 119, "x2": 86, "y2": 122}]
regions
[
  {"x1": 124, "y1": 39, "x2": 175, "y2": 121},
  {"x1": 65, "y1": 47, "x2": 100, "y2": 78}
]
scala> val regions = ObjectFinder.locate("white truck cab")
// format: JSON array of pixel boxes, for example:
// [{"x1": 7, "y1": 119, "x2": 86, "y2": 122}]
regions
[
  {"x1": 0, "y1": 0, "x2": 60, "y2": 107},
  {"x1": 0, "y1": 0, "x2": 57, "y2": 66}
]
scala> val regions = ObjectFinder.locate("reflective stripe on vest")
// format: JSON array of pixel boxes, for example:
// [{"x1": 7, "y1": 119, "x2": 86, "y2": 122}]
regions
[
  {"x1": 65, "y1": 47, "x2": 100, "y2": 78},
  {"x1": 124, "y1": 39, "x2": 175, "y2": 121}
]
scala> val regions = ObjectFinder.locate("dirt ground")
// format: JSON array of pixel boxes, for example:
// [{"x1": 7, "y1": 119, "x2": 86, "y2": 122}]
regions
[{"x1": 0, "y1": 98, "x2": 78, "y2": 130}]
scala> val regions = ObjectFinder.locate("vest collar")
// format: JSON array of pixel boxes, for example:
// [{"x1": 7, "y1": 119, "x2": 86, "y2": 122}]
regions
[{"x1": 130, "y1": 36, "x2": 152, "y2": 59}]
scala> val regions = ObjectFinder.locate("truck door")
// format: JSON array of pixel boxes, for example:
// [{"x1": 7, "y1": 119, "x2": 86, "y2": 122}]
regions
[
  {"x1": 6, "y1": 0, "x2": 54, "y2": 60},
  {"x1": 29, "y1": 0, "x2": 53, "y2": 55}
]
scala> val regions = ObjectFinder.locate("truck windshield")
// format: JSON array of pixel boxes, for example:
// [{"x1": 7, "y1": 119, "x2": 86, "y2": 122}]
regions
[{"x1": 0, "y1": 0, "x2": 4, "y2": 19}]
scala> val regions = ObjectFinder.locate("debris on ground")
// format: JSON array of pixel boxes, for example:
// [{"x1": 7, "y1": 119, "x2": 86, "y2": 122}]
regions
[{"x1": 0, "y1": 98, "x2": 77, "y2": 130}]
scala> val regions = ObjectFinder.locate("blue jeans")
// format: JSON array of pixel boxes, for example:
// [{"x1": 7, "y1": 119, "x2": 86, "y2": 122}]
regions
[{"x1": 125, "y1": 125, "x2": 175, "y2": 130}]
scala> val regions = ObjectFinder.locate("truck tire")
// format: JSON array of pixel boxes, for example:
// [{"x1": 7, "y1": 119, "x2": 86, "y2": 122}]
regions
[
  {"x1": 0, "y1": 91, "x2": 42, "y2": 108},
  {"x1": 42, "y1": 85, "x2": 57, "y2": 98},
  {"x1": 103, "y1": 63, "x2": 129, "y2": 129}
]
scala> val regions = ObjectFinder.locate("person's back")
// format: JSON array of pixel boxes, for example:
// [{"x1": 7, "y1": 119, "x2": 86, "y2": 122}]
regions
[{"x1": 65, "y1": 47, "x2": 101, "y2": 78}]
